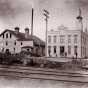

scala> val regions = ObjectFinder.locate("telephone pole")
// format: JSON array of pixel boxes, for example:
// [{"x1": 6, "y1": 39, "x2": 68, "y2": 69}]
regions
[{"x1": 43, "y1": 9, "x2": 49, "y2": 57}]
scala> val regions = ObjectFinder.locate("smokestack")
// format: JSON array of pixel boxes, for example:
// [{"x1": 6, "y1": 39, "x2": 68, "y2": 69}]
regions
[{"x1": 31, "y1": 8, "x2": 34, "y2": 36}]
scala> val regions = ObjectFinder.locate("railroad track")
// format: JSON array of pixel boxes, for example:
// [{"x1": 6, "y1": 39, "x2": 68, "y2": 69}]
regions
[{"x1": 0, "y1": 65, "x2": 88, "y2": 83}]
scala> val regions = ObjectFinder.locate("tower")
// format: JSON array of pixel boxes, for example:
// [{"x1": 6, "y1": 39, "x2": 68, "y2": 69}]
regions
[{"x1": 76, "y1": 8, "x2": 83, "y2": 31}]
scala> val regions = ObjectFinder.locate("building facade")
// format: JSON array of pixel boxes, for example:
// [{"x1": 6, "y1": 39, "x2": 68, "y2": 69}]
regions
[
  {"x1": 47, "y1": 9, "x2": 88, "y2": 58},
  {"x1": 0, "y1": 27, "x2": 45, "y2": 56},
  {"x1": 47, "y1": 25, "x2": 88, "y2": 58}
]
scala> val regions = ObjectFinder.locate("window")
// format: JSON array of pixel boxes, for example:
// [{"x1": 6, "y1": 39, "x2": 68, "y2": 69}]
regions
[
  {"x1": 82, "y1": 36, "x2": 84, "y2": 43},
  {"x1": 3, "y1": 34, "x2": 4, "y2": 38},
  {"x1": 85, "y1": 47, "x2": 86, "y2": 56},
  {"x1": 6, "y1": 33, "x2": 8, "y2": 38},
  {"x1": 53, "y1": 35, "x2": 57, "y2": 43},
  {"x1": 21, "y1": 42, "x2": 23, "y2": 45},
  {"x1": 68, "y1": 35, "x2": 71, "y2": 43},
  {"x1": 82, "y1": 47, "x2": 84, "y2": 56},
  {"x1": 68, "y1": 46, "x2": 71, "y2": 55},
  {"x1": 10, "y1": 33, "x2": 12, "y2": 38},
  {"x1": 48, "y1": 36, "x2": 51, "y2": 43},
  {"x1": 74, "y1": 35, "x2": 78, "y2": 44},
  {"x1": 6, "y1": 41, "x2": 8, "y2": 46},
  {"x1": 14, "y1": 48, "x2": 15, "y2": 52},
  {"x1": 84, "y1": 38, "x2": 86, "y2": 44},
  {"x1": 48, "y1": 46, "x2": 51, "y2": 56},
  {"x1": 60, "y1": 35, "x2": 65, "y2": 43},
  {"x1": 2, "y1": 48, "x2": 4, "y2": 52},
  {"x1": 54, "y1": 46, "x2": 56, "y2": 54},
  {"x1": 27, "y1": 49, "x2": 29, "y2": 52},
  {"x1": 83, "y1": 37, "x2": 86, "y2": 45},
  {"x1": 14, "y1": 41, "x2": 16, "y2": 45},
  {"x1": 83, "y1": 47, "x2": 85, "y2": 56},
  {"x1": 74, "y1": 46, "x2": 77, "y2": 54},
  {"x1": 83, "y1": 47, "x2": 84, "y2": 56}
]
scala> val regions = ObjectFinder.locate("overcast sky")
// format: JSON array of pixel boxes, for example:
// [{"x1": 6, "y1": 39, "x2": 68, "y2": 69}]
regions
[{"x1": 0, "y1": 0, "x2": 88, "y2": 40}]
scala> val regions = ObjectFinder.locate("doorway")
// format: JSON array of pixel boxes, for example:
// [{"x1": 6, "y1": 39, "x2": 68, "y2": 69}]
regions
[
  {"x1": 5, "y1": 49, "x2": 10, "y2": 54},
  {"x1": 60, "y1": 46, "x2": 65, "y2": 56}
]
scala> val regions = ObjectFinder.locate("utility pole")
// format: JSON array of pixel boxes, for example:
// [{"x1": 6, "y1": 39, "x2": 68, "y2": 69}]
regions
[
  {"x1": 43, "y1": 9, "x2": 49, "y2": 57},
  {"x1": 31, "y1": 8, "x2": 34, "y2": 36}
]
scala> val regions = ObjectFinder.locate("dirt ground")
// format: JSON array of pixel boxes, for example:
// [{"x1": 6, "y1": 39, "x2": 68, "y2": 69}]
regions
[{"x1": 0, "y1": 77, "x2": 88, "y2": 88}]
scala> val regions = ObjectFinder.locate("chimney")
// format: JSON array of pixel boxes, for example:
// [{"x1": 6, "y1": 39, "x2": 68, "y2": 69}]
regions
[
  {"x1": 25, "y1": 28, "x2": 29, "y2": 38},
  {"x1": 15, "y1": 27, "x2": 20, "y2": 34}
]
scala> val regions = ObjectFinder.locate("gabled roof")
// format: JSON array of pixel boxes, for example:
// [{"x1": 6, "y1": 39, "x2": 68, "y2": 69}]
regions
[{"x1": 0, "y1": 29, "x2": 45, "y2": 46}]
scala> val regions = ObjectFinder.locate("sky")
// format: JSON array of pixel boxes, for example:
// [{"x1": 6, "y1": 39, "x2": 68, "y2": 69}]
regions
[{"x1": 0, "y1": 0, "x2": 88, "y2": 40}]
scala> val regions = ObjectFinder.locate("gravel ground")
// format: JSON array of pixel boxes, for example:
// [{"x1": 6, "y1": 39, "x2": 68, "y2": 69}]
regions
[{"x1": 0, "y1": 77, "x2": 88, "y2": 88}]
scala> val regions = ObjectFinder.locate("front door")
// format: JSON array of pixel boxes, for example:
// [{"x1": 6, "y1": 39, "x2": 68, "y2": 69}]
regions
[
  {"x1": 5, "y1": 49, "x2": 10, "y2": 54},
  {"x1": 60, "y1": 46, "x2": 65, "y2": 56}
]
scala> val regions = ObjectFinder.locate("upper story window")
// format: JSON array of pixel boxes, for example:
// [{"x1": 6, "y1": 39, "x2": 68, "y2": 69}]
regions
[
  {"x1": 6, "y1": 41, "x2": 8, "y2": 46},
  {"x1": 10, "y1": 33, "x2": 12, "y2": 38},
  {"x1": 53, "y1": 35, "x2": 57, "y2": 43},
  {"x1": 3, "y1": 34, "x2": 4, "y2": 38},
  {"x1": 74, "y1": 35, "x2": 78, "y2": 44},
  {"x1": 6, "y1": 33, "x2": 8, "y2": 38},
  {"x1": 48, "y1": 35, "x2": 51, "y2": 43},
  {"x1": 68, "y1": 35, "x2": 71, "y2": 43},
  {"x1": 14, "y1": 41, "x2": 16, "y2": 45},
  {"x1": 60, "y1": 35, "x2": 65, "y2": 43}
]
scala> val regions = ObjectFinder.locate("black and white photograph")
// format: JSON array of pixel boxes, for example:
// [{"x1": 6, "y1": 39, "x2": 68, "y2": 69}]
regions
[{"x1": 0, "y1": 0, "x2": 88, "y2": 88}]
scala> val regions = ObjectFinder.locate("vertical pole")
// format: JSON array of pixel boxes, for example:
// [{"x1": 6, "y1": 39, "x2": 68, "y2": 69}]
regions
[
  {"x1": 45, "y1": 18, "x2": 48, "y2": 57},
  {"x1": 43, "y1": 10, "x2": 49, "y2": 57},
  {"x1": 31, "y1": 8, "x2": 34, "y2": 36}
]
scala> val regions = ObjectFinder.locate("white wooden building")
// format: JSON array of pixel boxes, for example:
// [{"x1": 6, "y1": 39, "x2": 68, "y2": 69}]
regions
[{"x1": 0, "y1": 27, "x2": 45, "y2": 56}]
